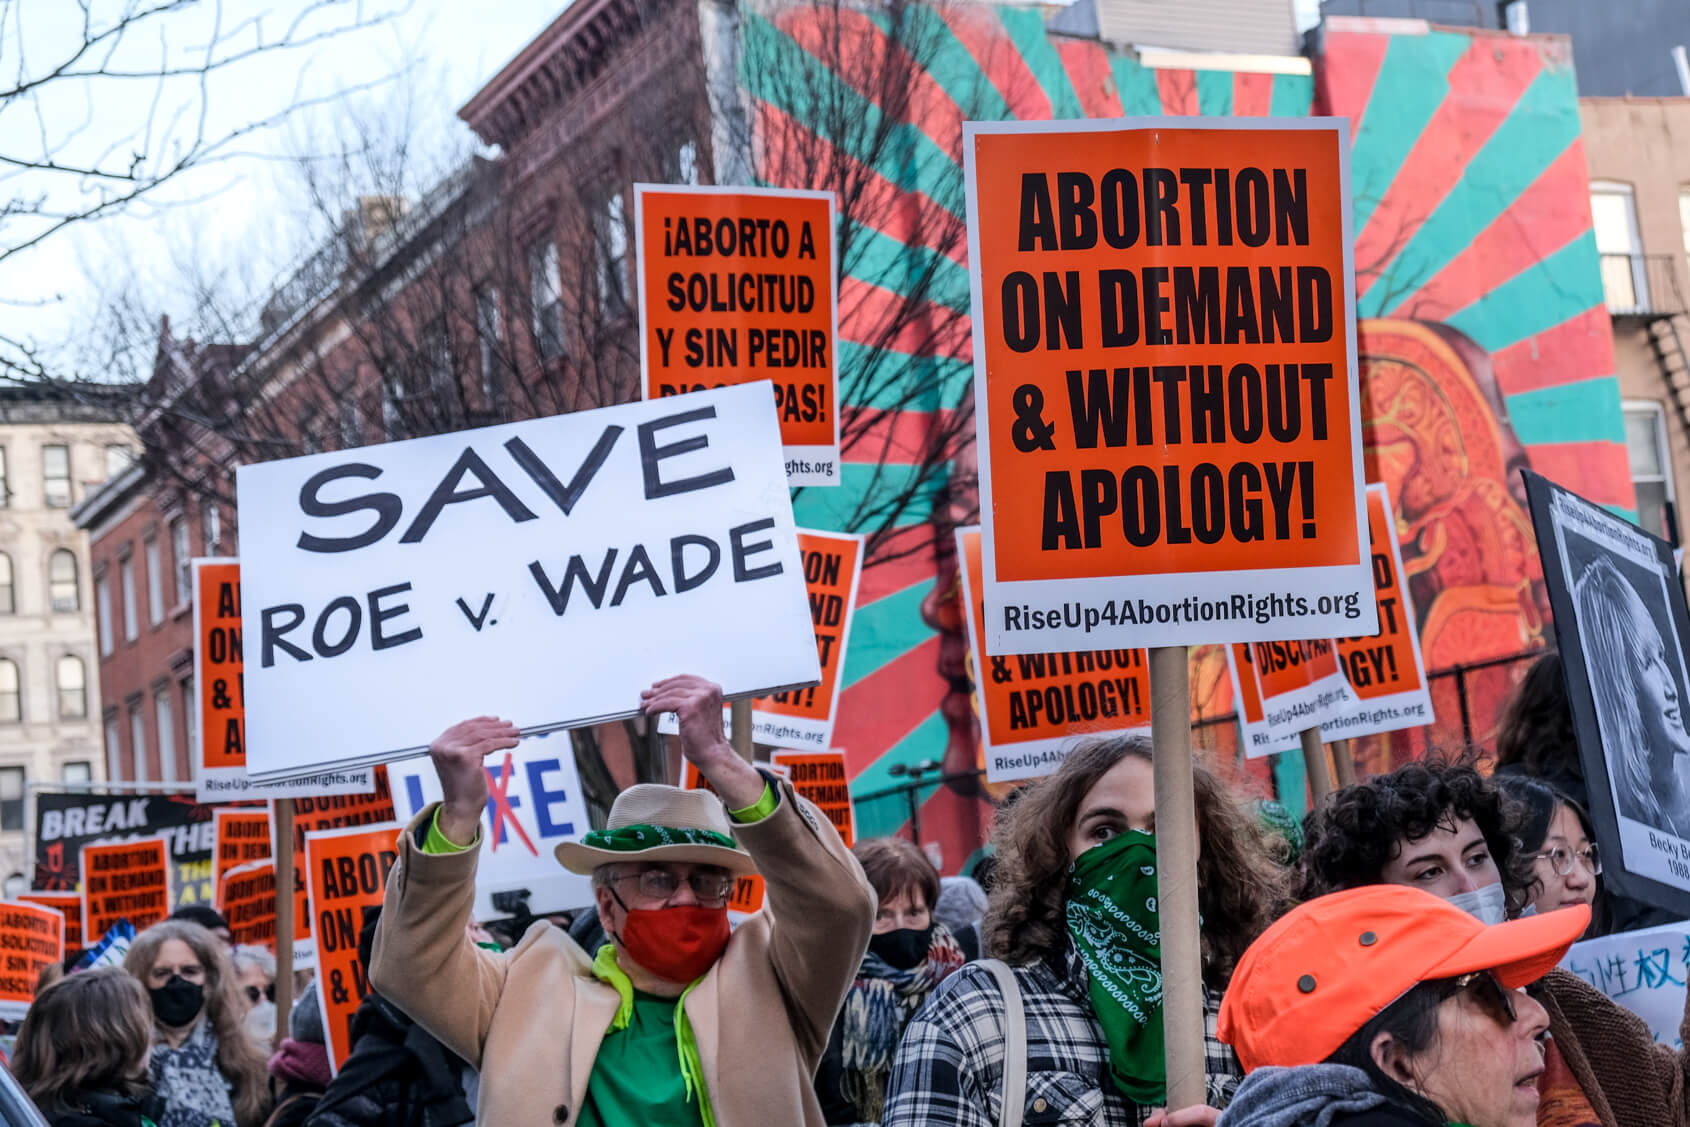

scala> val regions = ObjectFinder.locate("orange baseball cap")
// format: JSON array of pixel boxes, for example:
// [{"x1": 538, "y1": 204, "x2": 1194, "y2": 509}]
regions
[{"x1": 1218, "y1": 884, "x2": 1589, "y2": 1073}]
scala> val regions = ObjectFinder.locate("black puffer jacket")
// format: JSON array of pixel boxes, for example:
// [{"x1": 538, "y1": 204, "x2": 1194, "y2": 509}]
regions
[
  {"x1": 303, "y1": 993, "x2": 473, "y2": 1127},
  {"x1": 44, "y1": 1089, "x2": 163, "y2": 1127}
]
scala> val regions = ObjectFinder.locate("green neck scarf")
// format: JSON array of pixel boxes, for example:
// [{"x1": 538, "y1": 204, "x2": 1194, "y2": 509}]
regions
[{"x1": 1065, "y1": 829, "x2": 1165, "y2": 1104}]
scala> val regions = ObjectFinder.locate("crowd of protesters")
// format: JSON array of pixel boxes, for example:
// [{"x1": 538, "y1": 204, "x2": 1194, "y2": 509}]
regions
[{"x1": 8, "y1": 658, "x2": 1690, "y2": 1127}]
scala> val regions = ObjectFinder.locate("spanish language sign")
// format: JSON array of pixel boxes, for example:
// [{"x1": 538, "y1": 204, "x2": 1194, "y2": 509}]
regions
[
  {"x1": 387, "y1": 733, "x2": 591, "y2": 921},
  {"x1": 218, "y1": 860, "x2": 278, "y2": 948},
  {"x1": 236, "y1": 384, "x2": 820, "y2": 779},
  {"x1": 81, "y1": 838, "x2": 171, "y2": 939},
  {"x1": 214, "y1": 808, "x2": 272, "y2": 893},
  {"x1": 964, "y1": 118, "x2": 1371, "y2": 652},
  {"x1": 770, "y1": 750, "x2": 855, "y2": 846},
  {"x1": 1324, "y1": 484, "x2": 1433, "y2": 739},
  {"x1": 0, "y1": 902, "x2": 65, "y2": 1018},
  {"x1": 636, "y1": 185, "x2": 839, "y2": 486},
  {"x1": 194, "y1": 560, "x2": 377, "y2": 801},
  {"x1": 18, "y1": 892, "x2": 81, "y2": 952},
  {"x1": 36, "y1": 793, "x2": 213, "y2": 910},
  {"x1": 1561, "y1": 922, "x2": 1690, "y2": 1047},
  {"x1": 305, "y1": 823, "x2": 401, "y2": 1073},
  {"x1": 957, "y1": 527, "x2": 1150, "y2": 782},
  {"x1": 283, "y1": 770, "x2": 397, "y2": 969},
  {"x1": 1526, "y1": 470, "x2": 1690, "y2": 918}
]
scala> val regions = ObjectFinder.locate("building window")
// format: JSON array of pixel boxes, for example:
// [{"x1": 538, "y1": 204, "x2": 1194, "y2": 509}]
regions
[
  {"x1": 669, "y1": 138, "x2": 700, "y2": 186},
  {"x1": 0, "y1": 553, "x2": 11, "y2": 615},
  {"x1": 42, "y1": 445, "x2": 70, "y2": 508},
  {"x1": 1592, "y1": 182, "x2": 1647, "y2": 312},
  {"x1": 119, "y1": 554, "x2": 137, "y2": 643},
  {"x1": 171, "y1": 518, "x2": 190, "y2": 607},
  {"x1": 144, "y1": 538, "x2": 163, "y2": 624},
  {"x1": 129, "y1": 702, "x2": 148, "y2": 784},
  {"x1": 299, "y1": 407, "x2": 323, "y2": 455},
  {"x1": 104, "y1": 444, "x2": 133, "y2": 480},
  {"x1": 62, "y1": 761, "x2": 92, "y2": 785},
  {"x1": 339, "y1": 399, "x2": 363, "y2": 450},
  {"x1": 96, "y1": 572, "x2": 112, "y2": 656},
  {"x1": 476, "y1": 286, "x2": 504, "y2": 407},
  {"x1": 48, "y1": 549, "x2": 79, "y2": 613},
  {"x1": 56, "y1": 655, "x2": 86, "y2": 720},
  {"x1": 180, "y1": 674, "x2": 195, "y2": 762},
  {"x1": 528, "y1": 238, "x2": 565, "y2": 362},
  {"x1": 103, "y1": 712, "x2": 120, "y2": 781},
  {"x1": 203, "y1": 504, "x2": 221, "y2": 556},
  {"x1": 155, "y1": 689, "x2": 177, "y2": 783},
  {"x1": 0, "y1": 661, "x2": 17, "y2": 724},
  {"x1": 0, "y1": 446, "x2": 8, "y2": 507},
  {"x1": 595, "y1": 189, "x2": 629, "y2": 315},
  {"x1": 0, "y1": 768, "x2": 24, "y2": 832},
  {"x1": 1625, "y1": 401, "x2": 1678, "y2": 539}
]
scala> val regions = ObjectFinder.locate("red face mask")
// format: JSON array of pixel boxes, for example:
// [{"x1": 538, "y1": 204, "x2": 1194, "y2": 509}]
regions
[{"x1": 613, "y1": 899, "x2": 731, "y2": 983}]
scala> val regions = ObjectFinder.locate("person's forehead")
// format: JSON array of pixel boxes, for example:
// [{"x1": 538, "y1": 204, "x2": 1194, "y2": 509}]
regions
[{"x1": 1400, "y1": 815, "x2": 1485, "y2": 856}]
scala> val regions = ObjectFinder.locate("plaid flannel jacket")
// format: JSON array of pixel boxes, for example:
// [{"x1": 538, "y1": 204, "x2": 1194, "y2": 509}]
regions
[{"x1": 883, "y1": 944, "x2": 1242, "y2": 1127}]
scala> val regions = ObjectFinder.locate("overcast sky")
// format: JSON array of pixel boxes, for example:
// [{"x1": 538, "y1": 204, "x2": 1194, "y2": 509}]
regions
[{"x1": 0, "y1": 0, "x2": 565, "y2": 376}]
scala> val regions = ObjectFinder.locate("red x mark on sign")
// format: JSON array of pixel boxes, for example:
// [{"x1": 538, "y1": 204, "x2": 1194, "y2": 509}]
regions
[{"x1": 487, "y1": 753, "x2": 538, "y2": 856}]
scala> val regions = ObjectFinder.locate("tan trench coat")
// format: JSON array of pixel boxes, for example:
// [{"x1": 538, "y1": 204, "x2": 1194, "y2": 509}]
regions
[{"x1": 369, "y1": 776, "x2": 875, "y2": 1127}]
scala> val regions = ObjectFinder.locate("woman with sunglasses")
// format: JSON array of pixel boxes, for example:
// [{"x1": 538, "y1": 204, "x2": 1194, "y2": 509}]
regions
[
  {"x1": 232, "y1": 946, "x2": 277, "y2": 1046},
  {"x1": 1493, "y1": 777, "x2": 1603, "y2": 935},
  {"x1": 1216, "y1": 884, "x2": 1588, "y2": 1127}
]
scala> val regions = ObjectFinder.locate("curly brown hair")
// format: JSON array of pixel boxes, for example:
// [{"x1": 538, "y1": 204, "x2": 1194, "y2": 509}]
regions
[{"x1": 984, "y1": 736, "x2": 1286, "y2": 987}]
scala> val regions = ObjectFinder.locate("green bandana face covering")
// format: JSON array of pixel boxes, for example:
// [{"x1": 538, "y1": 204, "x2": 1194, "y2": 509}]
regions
[{"x1": 1065, "y1": 829, "x2": 1165, "y2": 1104}]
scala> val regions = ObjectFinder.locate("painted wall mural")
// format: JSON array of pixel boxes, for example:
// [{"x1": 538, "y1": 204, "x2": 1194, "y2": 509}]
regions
[{"x1": 739, "y1": 7, "x2": 1631, "y2": 857}]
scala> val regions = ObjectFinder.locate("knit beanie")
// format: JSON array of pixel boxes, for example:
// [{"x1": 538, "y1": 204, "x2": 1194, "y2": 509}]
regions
[{"x1": 291, "y1": 981, "x2": 325, "y2": 1044}]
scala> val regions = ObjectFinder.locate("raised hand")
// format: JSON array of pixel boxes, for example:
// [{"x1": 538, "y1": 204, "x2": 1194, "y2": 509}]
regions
[{"x1": 429, "y1": 716, "x2": 521, "y2": 845}]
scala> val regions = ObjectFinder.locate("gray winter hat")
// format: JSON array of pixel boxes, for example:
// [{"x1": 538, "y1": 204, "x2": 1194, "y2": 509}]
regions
[{"x1": 290, "y1": 982, "x2": 325, "y2": 1044}]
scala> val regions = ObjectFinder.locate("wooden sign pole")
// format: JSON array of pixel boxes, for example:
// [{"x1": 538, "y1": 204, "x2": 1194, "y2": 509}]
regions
[
  {"x1": 1149, "y1": 645, "x2": 1205, "y2": 1109},
  {"x1": 1301, "y1": 727, "x2": 1333, "y2": 804},
  {"x1": 272, "y1": 798, "x2": 296, "y2": 1052},
  {"x1": 730, "y1": 699, "x2": 754, "y2": 762},
  {"x1": 1332, "y1": 738, "x2": 1358, "y2": 787}
]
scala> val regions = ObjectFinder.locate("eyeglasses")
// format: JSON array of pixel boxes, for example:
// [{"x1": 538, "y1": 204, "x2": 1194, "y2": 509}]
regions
[
  {"x1": 1441, "y1": 970, "x2": 1518, "y2": 1028},
  {"x1": 1535, "y1": 844, "x2": 1601, "y2": 877},
  {"x1": 613, "y1": 868, "x2": 735, "y2": 907}
]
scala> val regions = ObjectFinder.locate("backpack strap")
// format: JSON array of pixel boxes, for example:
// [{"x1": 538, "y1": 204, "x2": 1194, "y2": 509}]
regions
[{"x1": 979, "y1": 959, "x2": 1027, "y2": 1127}]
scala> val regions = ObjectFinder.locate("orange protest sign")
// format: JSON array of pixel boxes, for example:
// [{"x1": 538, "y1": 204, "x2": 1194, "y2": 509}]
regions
[
  {"x1": 751, "y1": 531, "x2": 862, "y2": 749},
  {"x1": 0, "y1": 901, "x2": 65, "y2": 1017},
  {"x1": 284, "y1": 768, "x2": 396, "y2": 967},
  {"x1": 1227, "y1": 640, "x2": 1354, "y2": 758},
  {"x1": 1325, "y1": 484, "x2": 1433, "y2": 738},
  {"x1": 770, "y1": 751, "x2": 855, "y2": 846},
  {"x1": 678, "y1": 764, "x2": 765, "y2": 914},
  {"x1": 964, "y1": 119, "x2": 1372, "y2": 652},
  {"x1": 214, "y1": 808, "x2": 272, "y2": 894},
  {"x1": 305, "y1": 823, "x2": 401, "y2": 1073},
  {"x1": 636, "y1": 185, "x2": 839, "y2": 486},
  {"x1": 219, "y1": 860, "x2": 278, "y2": 948},
  {"x1": 957, "y1": 527, "x2": 1150, "y2": 781},
  {"x1": 19, "y1": 892, "x2": 81, "y2": 952},
  {"x1": 81, "y1": 838, "x2": 171, "y2": 939}
]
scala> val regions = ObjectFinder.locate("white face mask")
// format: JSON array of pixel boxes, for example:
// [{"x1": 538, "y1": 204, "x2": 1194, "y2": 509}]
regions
[{"x1": 1445, "y1": 882, "x2": 1508, "y2": 926}]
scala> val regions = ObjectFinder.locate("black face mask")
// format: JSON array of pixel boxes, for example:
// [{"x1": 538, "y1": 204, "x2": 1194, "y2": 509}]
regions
[
  {"x1": 149, "y1": 975, "x2": 205, "y2": 1028},
  {"x1": 868, "y1": 925, "x2": 932, "y2": 971}
]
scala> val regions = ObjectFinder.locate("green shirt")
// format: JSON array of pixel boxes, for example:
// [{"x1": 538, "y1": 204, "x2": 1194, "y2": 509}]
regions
[{"x1": 420, "y1": 779, "x2": 779, "y2": 1127}]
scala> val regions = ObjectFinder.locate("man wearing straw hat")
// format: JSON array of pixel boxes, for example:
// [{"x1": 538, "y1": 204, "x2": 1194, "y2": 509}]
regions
[{"x1": 370, "y1": 674, "x2": 876, "y2": 1126}]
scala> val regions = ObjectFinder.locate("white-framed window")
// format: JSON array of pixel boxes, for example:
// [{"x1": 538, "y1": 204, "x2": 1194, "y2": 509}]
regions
[
  {"x1": 527, "y1": 238, "x2": 565, "y2": 362},
  {"x1": 129, "y1": 702, "x2": 148, "y2": 783},
  {"x1": 144, "y1": 538, "x2": 163, "y2": 624},
  {"x1": 180, "y1": 674, "x2": 195, "y2": 761},
  {"x1": 1625, "y1": 400, "x2": 1678, "y2": 539},
  {"x1": 595, "y1": 189, "x2": 629, "y2": 314},
  {"x1": 103, "y1": 712, "x2": 120, "y2": 782},
  {"x1": 56, "y1": 655, "x2": 86, "y2": 720},
  {"x1": 1593, "y1": 181, "x2": 1648, "y2": 312},
  {"x1": 62, "y1": 760, "x2": 91, "y2": 785},
  {"x1": 0, "y1": 767, "x2": 24, "y2": 831},
  {"x1": 202, "y1": 504, "x2": 221, "y2": 556},
  {"x1": 104, "y1": 444, "x2": 133, "y2": 480},
  {"x1": 0, "y1": 661, "x2": 17, "y2": 724},
  {"x1": 674, "y1": 139, "x2": 700, "y2": 186},
  {"x1": 0, "y1": 446, "x2": 8, "y2": 507},
  {"x1": 476, "y1": 286, "x2": 503, "y2": 405},
  {"x1": 171, "y1": 518, "x2": 190, "y2": 607},
  {"x1": 155, "y1": 688, "x2": 176, "y2": 783},
  {"x1": 119, "y1": 554, "x2": 137, "y2": 642},
  {"x1": 0, "y1": 553, "x2": 12, "y2": 615},
  {"x1": 48, "y1": 549, "x2": 78, "y2": 613},
  {"x1": 42, "y1": 445, "x2": 70, "y2": 507},
  {"x1": 95, "y1": 572, "x2": 113, "y2": 656},
  {"x1": 339, "y1": 398, "x2": 363, "y2": 450}
]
